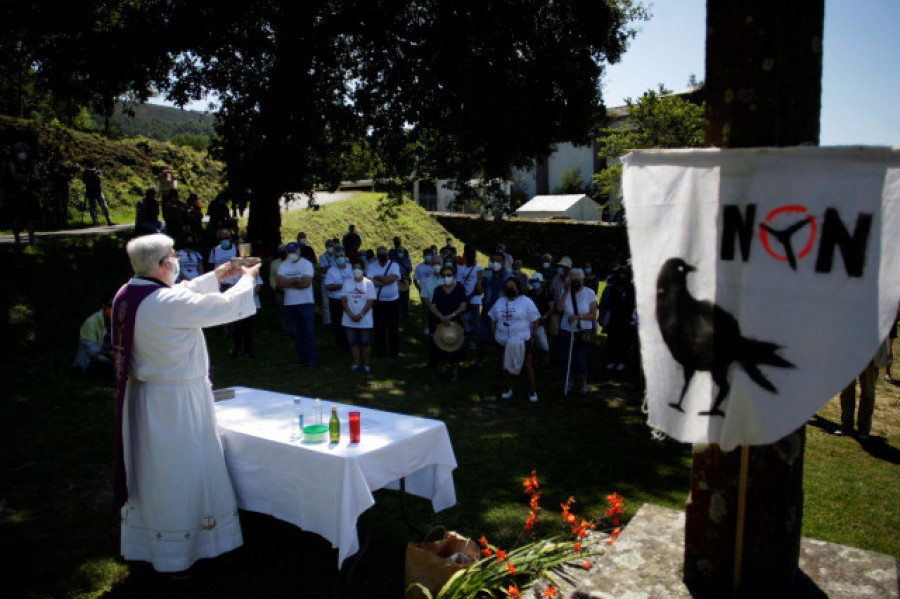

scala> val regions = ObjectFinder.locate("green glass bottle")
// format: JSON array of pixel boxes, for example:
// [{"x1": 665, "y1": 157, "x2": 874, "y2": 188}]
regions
[{"x1": 329, "y1": 406, "x2": 340, "y2": 444}]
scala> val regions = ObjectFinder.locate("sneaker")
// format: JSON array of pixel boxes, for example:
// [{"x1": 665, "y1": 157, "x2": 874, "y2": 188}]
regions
[
  {"x1": 500, "y1": 389, "x2": 514, "y2": 400},
  {"x1": 605, "y1": 362, "x2": 616, "y2": 369},
  {"x1": 350, "y1": 365, "x2": 361, "y2": 373},
  {"x1": 363, "y1": 366, "x2": 371, "y2": 375},
  {"x1": 833, "y1": 426, "x2": 852, "y2": 437},
  {"x1": 528, "y1": 392, "x2": 539, "y2": 403},
  {"x1": 615, "y1": 363, "x2": 625, "y2": 371}
]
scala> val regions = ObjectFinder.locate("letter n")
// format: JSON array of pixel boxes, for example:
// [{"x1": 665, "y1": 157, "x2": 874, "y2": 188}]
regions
[
  {"x1": 815, "y1": 209, "x2": 872, "y2": 277},
  {"x1": 720, "y1": 204, "x2": 756, "y2": 261}
]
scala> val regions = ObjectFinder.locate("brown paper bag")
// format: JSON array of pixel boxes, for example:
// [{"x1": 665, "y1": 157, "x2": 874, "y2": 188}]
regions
[{"x1": 405, "y1": 531, "x2": 477, "y2": 599}]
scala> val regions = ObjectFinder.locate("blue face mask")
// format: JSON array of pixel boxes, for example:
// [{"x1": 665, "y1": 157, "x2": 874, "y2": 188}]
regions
[
  {"x1": 556, "y1": 267, "x2": 564, "y2": 275},
  {"x1": 584, "y1": 268, "x2": 592, "y2": 274},
  {"x1": 221, "y1": 239, "x2": 232, "y2": 250},
  {"x1": 335, "y1": 257, "x2": 346, "y2": 266},
  {"x1": 532, "y1": 282, "x2": 541, "y2": 290}
]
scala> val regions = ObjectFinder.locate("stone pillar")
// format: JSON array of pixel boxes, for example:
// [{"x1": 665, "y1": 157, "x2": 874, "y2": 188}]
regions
[{"x1": 684, "y1": 2, "x2": 824, "y2": 596}]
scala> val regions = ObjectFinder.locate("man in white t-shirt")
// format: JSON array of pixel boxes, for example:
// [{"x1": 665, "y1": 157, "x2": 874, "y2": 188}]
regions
[
  {"x1": 318, "y1": 239, "x2": 337, "y2": 324},
  {"x1": 177, "y1": 233, "x2": 204, "y2": 281},
  {"x1": 208, "y1": 229, "x2": 239, "y2": 289},
  {"x1": 341, "y1": 259, "x2": 377, "y2": 373},
  {"x1": 277, "y1": 242, "x2": 317, "y2": 366},
  {"x1": 366, "y1": 246, "x2": 402, "y2": 358},
  {"x1": 324, "y1": 245, "x2": 354, "y2": 353},
  {"x1": 413, "y1": 248, "x2": 436, "y2": 334}
]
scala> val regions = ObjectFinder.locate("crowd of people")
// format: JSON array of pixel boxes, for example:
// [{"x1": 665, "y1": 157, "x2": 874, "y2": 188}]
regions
[
  {"x1": 200, "y1": 224, "x2": 639, "y2": 401},
  {"x1": 74, "y1": 218, "x2": 644, "y2": 399}
]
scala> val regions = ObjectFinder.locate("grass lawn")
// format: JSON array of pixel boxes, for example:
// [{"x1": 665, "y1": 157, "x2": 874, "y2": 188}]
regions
[{"x1": 0, "y1": 201, "x2": 897, "y2": 598}]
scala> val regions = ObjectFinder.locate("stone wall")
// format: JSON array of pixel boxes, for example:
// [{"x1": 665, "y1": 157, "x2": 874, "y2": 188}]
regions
[{"x1": 431, "y1": 213, "x2": 631, "y2": 276}]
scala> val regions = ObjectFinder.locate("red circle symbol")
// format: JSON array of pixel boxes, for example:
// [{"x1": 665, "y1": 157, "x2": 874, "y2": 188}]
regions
[{"x1": 759, "y1": 205, "x2": 818, "y2": 263}]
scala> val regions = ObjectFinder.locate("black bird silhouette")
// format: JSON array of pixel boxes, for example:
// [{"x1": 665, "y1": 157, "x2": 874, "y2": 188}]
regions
[
  {"x1": 655, "y1": 258, "x2": 795, "y2": 416},
  {"x1": 760, "y1": 217, "x2": 811, "y2": 270}
]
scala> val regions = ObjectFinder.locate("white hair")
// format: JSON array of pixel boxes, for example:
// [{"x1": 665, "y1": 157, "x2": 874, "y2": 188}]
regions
[
  {"x1": 569, "y1": 267, "x2": 585, "y2": 279},
  {"x1": 126, "y1": 234, "x2": 174, "y2": 276}
]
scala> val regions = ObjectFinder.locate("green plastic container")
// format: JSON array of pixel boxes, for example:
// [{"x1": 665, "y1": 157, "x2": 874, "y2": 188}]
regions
[{"x1": 301, "y1": 424, "x2": 329, "y2": 444}]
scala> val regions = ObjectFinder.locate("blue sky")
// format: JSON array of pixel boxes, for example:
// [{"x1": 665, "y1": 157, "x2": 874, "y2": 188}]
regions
[
  {"x1": 156, "y1": 2, "x2": 898, "y2": 146},
  {"x1": 602, "y1": 0, "x2": 899, "y2": 146}
]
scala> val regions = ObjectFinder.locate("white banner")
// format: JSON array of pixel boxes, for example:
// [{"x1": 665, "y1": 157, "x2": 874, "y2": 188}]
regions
[{"x1": 623, "y1": 147, "x2": 900, "y2": 450}]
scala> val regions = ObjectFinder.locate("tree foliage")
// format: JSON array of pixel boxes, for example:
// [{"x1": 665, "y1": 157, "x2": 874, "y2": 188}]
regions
[
  {"x1": 594, "y1": 85, "x2": 705, "y2": 203},
  {"x1": 3, "y1": 0, "x2": 650, "y2": 245}
]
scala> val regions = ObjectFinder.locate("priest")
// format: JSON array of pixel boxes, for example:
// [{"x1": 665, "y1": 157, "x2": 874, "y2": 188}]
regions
[{"x1": 113, "y1": 233, "x2": 259, "y2": 574}]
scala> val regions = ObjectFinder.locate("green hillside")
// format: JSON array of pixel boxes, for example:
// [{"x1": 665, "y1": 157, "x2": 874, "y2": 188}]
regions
[{"x1": 95, "y1": 102, "x2": 216, "y2": 141}]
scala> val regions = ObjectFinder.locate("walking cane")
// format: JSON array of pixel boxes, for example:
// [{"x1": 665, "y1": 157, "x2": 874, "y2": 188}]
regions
[{"x1": 564, "y1": 327, "x2": 575, "y2": 396}]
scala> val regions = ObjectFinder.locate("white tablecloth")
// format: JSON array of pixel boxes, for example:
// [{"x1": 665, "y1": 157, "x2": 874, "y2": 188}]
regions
[{"x1": 214, "y1": 387, "x2": 458, "y2": 567}]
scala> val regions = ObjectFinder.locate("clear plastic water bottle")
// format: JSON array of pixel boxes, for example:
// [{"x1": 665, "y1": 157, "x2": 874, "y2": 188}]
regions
[
  {"x1": 291, "y1": 397, "x2": 303, "y2": 440},
  {"x1": 314, "y1": 398, "x2": 322, "y2": 425}
]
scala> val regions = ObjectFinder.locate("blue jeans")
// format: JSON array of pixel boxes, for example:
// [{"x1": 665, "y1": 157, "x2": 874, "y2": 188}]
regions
[
  {"x1": 560, "y1": 329, "x2": 588, "y2": 380},
  {"x1": 285, "y1": 303, "x2": 317, "y2": 364}
]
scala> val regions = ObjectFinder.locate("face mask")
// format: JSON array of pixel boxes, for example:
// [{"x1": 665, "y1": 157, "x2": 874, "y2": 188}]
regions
[
  {"x1": 531, "y1": 282, "x2": 542, "y2": 290},
  {"x1": 335, "y1": 256, "x2": 346, "y2": 266},
  {"x1": 377, "y1": 254, "x2": 388, "y2": 264},
  {"x1": 571, "y1": 280, "x2": 583, "y2": 291},
  {"x1": 443, "y1": 276, "x2": 455, "y2": 286},
  {"x1": 220, "y1": 239, "x2": 232, "y2": 250},
  {"x1": 444, "y1": 261, "x2": 453, "y2": 268},
  {"x1": 326, "y1": 246, "x2": 334, "y2": 254},
  {"x1": 353, "y1": 268, "x2": 364, "y2": 278},
  {"x1": 397, "y1": 250, "x2": 403, "y2": 257},
  {"x1": 491, "y1": 262, "x2": 502, "y2": 272},
  {"x1": 556, "y1": 267, "x2": 565, "y2": 276},
  {"x1": 289, "y1": 253, "x2": 300, "y2": 263},
  {"x1": 542, "y1": 262, "x2": 551, "y2": 269},
  {"x1": 298, "y1": 238, "x2": 307, "y2": 246},
  {"x1": 433, "y1": 265, "x2": 442, "y2": 274},
  {"x1": 584, "y1": 268, "x2": 592, "y2": 274},
  {"x1": 17, "y1": 152, "x2": 27, "y2": 161},
  {"x1": 504, "y1": 287, "x2": 517, "y2": 298},
  {"x1": 170, "y1": 256, "x2": 181, "y2": 281},
  {"x1": 424, "y1": 255, "x2": 432, "y2": 264}
]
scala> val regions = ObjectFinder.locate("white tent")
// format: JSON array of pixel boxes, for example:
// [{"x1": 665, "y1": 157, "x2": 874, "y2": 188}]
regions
[{"x1": 515, "y1": 194, "x2": 601, "y2": 221}]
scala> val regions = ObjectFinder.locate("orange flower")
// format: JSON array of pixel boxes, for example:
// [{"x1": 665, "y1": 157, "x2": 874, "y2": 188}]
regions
[
  {"x1": 582, "y1": 560, "x2": 592, "y2": 570},
  {"x1": 543, "y1": 586, "x2": 558, "y2": 598},
  {"x1": 507, "y1": 584, "x2": 522, "y2": 598},
  {"x1": 574, "y1": 541, "x2": 582, "y2": 552},
  {"x1": 523, "y1": 469, "x2": 540, "y2": 495},
  {"x1": 479, "y1": 535, "x2": 489, "y2": 548},
  {"x1": 482, "y1": 548, "x2": 493, "y2": 557},
  {"x1": 495, "y1": 549, "x2": 508, "y2": 563},
  {"x1": 507, "y1": 561, "x2": 516, "y2": 576}
]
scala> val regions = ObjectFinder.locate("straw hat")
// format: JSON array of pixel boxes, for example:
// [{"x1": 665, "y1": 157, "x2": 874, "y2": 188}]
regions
[{"x1": 434, "y1": 322, "x2": 465, "y2": 352}]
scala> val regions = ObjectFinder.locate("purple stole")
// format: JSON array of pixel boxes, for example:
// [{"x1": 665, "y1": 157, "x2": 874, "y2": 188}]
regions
[{"x1": 112, "y1": 277, "x2": 166, "y2": 511}]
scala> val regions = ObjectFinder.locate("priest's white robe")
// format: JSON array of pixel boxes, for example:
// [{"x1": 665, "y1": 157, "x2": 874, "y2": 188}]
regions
[{"x1": 120, "y1": 271, "x2": 256, "y2": 572}]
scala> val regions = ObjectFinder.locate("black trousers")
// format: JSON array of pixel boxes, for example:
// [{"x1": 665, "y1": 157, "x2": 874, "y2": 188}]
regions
[
  {"x1": 233, "y1": 314, "x2": 255, "y2": 355},
  {"x1": 373, "y1": 299, "x2": 400, "y2": 358},
  {"x1": 328, "y1": 297, "x2": 350, "y2": 352}
]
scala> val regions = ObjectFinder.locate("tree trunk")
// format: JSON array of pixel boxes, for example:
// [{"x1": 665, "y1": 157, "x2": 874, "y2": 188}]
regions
[{"x1": 684, "y1": 2, "x2": 824, "y2": 596}]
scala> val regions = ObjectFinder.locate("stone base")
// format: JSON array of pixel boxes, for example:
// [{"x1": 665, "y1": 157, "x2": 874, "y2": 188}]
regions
[{"x1": 568, "y1": 504, "x2": 898, "y2": 599}]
